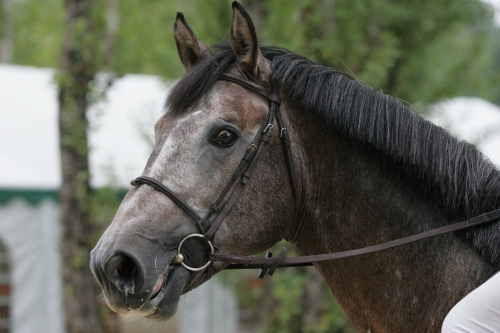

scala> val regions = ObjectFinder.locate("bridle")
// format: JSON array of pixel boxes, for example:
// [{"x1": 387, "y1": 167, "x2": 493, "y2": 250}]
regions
[
  {"x1": 131, "y1": 71, "x2": 500, "y2": 279},
  {"x1": 132, "y1": 72, "x2": 300, "y2": 277}
]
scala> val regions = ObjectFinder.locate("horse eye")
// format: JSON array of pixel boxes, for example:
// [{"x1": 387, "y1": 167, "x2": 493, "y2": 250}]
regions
[{"x1": 214, "y1": 130, "x2": 237, "y2": 146}]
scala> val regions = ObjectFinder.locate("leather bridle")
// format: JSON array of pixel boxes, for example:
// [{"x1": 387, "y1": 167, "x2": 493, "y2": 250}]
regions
[
  {"x1": 132, "y1": 72, "x2": 300, "y2": 277},
  {"x1": 131, "y1": 71, "x2": 500, "y2": 278}
]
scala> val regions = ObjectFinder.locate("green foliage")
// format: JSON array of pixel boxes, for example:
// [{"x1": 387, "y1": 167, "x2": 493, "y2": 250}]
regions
[
  {"x1": 11, "y1": 0, "x2": 64, "y2": 68},
  {"x1": 90, "y1": 186, "x2": 124, "y2": 246},
  {"x1": 112, "y1": 0, "x2": 175, "y2": 76},
  {"x1": 246, "y1": 0, "x2": 499, "y2": 106},
  {"x1": 264, "y1": 273, "x2": 307, "y2": 333},
  {"x1": 106, "y1": 0, "x2": 231, "y2": 77},
  {"x1": 221, "y1": 242, "x2": 357, "y2": 333}
]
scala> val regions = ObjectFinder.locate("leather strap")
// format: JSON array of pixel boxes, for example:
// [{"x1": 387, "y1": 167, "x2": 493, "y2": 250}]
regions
[
  {"x1": 214, "y1": 209, "x2": 500, "y2": 269},
  {"x1": 275, "y1": 105, "x2": 301, "y2": 239},
  {"x1": 131, "y1": 176, "x2": 204, "y2": 233},
  {"x1": 203, "y1": 88, "x2": 278, "y2": 243},
  {"x1": 220, "y1": 73, "x2": 282, "y2": 104}
]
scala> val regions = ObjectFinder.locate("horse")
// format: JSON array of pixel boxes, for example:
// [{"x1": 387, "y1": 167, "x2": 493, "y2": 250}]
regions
[{"x1": 90, "y1": 2, "x2": 500, "y2": 332}]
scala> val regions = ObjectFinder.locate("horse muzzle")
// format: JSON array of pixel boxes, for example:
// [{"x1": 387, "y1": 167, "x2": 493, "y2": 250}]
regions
[{"x1": 90, "y1": 232, "x2": 206, "y2": 318}]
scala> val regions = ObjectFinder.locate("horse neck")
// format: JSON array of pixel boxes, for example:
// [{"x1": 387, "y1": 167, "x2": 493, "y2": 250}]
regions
[{"x1": 284, "y1": 103, "x2": 493, "y2": 332}]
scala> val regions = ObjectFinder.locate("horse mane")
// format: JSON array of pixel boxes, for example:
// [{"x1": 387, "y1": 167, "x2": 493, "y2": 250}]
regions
[{"x1": 166, "y1": 45, "x2": 500, "y2": 269}]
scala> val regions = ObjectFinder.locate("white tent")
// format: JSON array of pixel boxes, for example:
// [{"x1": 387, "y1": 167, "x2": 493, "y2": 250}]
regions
[
  {"x1": 0, "y1": 64, "x2": 165, "y2": 188},
  {"x1": 0, "y1": 64, "x2": 238, "y2": 333}
]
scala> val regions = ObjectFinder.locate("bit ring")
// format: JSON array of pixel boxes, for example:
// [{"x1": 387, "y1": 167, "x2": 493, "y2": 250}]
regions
[{"x1": 176, "y1": 234, "x2": 214, "y2": 272}]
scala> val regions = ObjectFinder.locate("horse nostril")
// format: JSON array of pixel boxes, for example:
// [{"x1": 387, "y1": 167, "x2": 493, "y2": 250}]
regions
[
  {"x1": 104, "y1": 254, "x2": 141, "y2": 294},
  {"x1": 116, "y1": 255, "x2": 136, "y2": 282}
]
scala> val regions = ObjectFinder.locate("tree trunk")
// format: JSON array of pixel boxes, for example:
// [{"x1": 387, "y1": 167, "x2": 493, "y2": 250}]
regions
[
  {"x1": 58, "y1": 1, "x2": 105, "y2": 332},
  {"x1": 104, "y1": 0, "x2": 118, "y2": 71},
  {"x1": 1, "y1": 0, "x2": 13, "y2": 63}
]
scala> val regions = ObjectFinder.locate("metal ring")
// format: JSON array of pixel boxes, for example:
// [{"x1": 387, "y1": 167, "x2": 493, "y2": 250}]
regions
[
  {"x1": 264, "y1": 124, "x2": 274, "y2": 133},
  {"x1": 280, "y1": 127, "x2": 287, "y2": 138},
  {"x1": 177, "y1": 234, "x2": 214, "y2": 272}
]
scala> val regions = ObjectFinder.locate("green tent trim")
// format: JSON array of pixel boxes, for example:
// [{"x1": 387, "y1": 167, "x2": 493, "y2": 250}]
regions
[
  {"x1": 0, "y1": 188, "x2": 128, "y2": 206},
  {"x1": 0, "y1": 188, "x2": 59, "y2": 205}
]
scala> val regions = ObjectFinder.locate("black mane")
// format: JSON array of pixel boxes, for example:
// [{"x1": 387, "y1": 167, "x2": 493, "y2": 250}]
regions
[{"x1": 167, "y1": 45, "x2": 500, "y2": 268}]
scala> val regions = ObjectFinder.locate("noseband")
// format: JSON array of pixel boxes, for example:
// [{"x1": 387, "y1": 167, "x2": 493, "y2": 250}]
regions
[{"x1": 131, "y1": 72, "x2": 500, "y2": 278}]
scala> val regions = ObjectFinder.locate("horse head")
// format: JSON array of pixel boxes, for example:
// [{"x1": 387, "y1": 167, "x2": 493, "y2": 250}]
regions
[{"x1": 90, "y1": 2, "x2": 294, "y2": 319}]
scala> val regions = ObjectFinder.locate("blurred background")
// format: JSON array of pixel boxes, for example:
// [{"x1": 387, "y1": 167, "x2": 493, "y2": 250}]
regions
[{"x1": 0, "y1": 0, "x2": 499, "y2": 333}]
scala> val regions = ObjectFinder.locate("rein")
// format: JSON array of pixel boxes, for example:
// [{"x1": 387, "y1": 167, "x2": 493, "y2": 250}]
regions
[{"x1": 131, "y1": 72, "x2": 500, "y2": 278}]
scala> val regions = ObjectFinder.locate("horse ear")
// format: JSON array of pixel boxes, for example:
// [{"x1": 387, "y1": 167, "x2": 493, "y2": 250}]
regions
[
  {"x1": 174, "y1": 12, "x2": 212, "y2": 72},
  {"x1": 230, "y1": 2, "x2": 270, "y2": 81}
]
